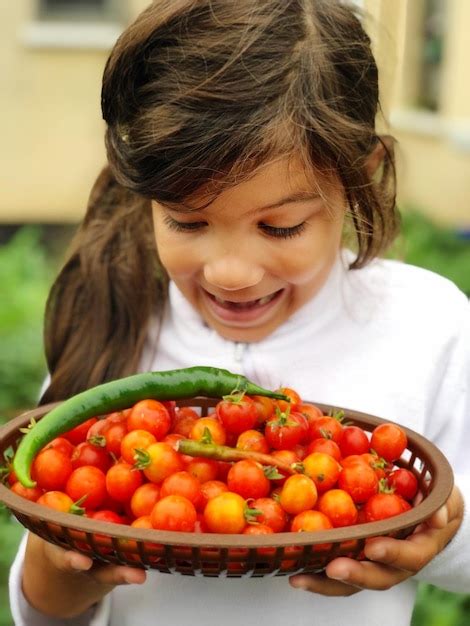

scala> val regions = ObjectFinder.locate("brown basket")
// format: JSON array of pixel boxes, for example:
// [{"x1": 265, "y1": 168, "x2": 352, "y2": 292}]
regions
[{"x1": 0, "y1": 399, "x2": 454, "y2": 578}]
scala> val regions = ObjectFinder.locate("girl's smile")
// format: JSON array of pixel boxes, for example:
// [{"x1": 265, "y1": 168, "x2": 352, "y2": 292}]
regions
[{"x1": 152, "y1": 156, "x2": 346, "y2": 342}]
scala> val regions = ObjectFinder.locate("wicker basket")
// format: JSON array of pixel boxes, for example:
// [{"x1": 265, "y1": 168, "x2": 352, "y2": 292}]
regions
[{"x1": 0, "y1": 399, "x2": 454, "y2": 578}]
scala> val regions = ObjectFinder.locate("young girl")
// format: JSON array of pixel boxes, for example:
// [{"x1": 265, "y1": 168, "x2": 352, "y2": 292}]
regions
[{"x1": 9, "y1": 1, "x2": 469, "y2": 625}]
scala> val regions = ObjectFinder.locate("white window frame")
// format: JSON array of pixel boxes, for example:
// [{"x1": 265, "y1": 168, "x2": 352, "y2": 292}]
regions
[{"x1": 38, "y1": 0, "x2": 123, "y2": 23}]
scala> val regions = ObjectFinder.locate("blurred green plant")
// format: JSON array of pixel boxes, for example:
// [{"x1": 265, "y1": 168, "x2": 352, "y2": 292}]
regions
[{"x1": 0, "y1": 227, "x2": 53, "y2": 414}]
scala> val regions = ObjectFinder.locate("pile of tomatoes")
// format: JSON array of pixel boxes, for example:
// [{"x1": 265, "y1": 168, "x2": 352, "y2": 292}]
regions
[{"x1": 8, "y1": 389, "x2": 418, "y2": 541}]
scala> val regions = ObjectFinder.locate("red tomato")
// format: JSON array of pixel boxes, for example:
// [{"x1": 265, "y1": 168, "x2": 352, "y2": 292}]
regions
[
  {"x1": 302, "y1": 452, "x2": 341, "y2": 493},
  {"x1": 130, "y1": 483, "x2": 161, "y2": 518},
  {"x1": 139, "y1": 442, "x2": 184, "y2": 484},
  {"x1": 36, "y1": 491, "x2": 74, "y2": 513},
  {"x1": 190, "y1": 417, "x2": 226, "y2": 445},
  {"x1": 270, "y1": 449, "x2": 301, "y2": 485},
  {"x1": 243, "y1": 524, "x2": 276, "y2": 557},
  {"x1": 236, "y1": 430, "x2": 269, "y2": 454},
  {"x1": 216, "y1": 394, "x2": 258, "y2": 435},
  {"x1": 338, "y1": 426, "x2": 370, "y2": 457},
  {"x1": 317, "y1": 489, "x2": 358, "y2": 527},
  {"x1": 227, "y1": 460, "x2": 270, "y2": 500},
  {"x1": 88, "y1": 510, "x2": 124, "y2": 524},
  {"x1": 105, "y1": 462, "x2": 143, "y2": 503},
  {"x1": 160, "y1": 471, "x2": 202, "y2": 508},
  {"x1": 306, "y1": 437, "x2": 342, "y2": 462},
  {"x1": 290, "y1": 510, "x2": 333, "y2": 551},
  {"x1": 66, "y1": 466, "x2": 107, "y2": 510},
  {"x1": 308, "y1": 414, "x2": 344, "y2": 443},
  {"x1": 279, "y1": 474, "x2": 317, "y2": 515},
  {"x1": 370, "y1": 423, "x2": 407, "y2": 463},
  {"x1": 45, "y1": 437, "x2": 74, "y2": 457},
  {"x1": 265, "y1": 411, "x2": 308, "y2": 450},
  {"x1": 203, "y1": 492, "x2": 247, "y2": 534},
  {"x1": 251, "y1": 497, "x2": 287, "y2": 532},
  {"x1": 32, "y1": 449, "x2": 73, "y2": 491},
  {"x1": 10, "y1": 481, "x2": 43, "y2": 502},
  {"x1": 186, "y1": 458, "x2": 219, "y2": 483},
  {"x1": 172, "y1": 407, "x2": 199, "y2": 437},
  {"x1": 71, "y1": 442, "x2": 112, "y2": 473},
  {"x1": 299, "y1": 403, "x2": 324, "y2": 422},
  {"x1": 151, "y1": 495, "x2": 197, "y2": 532},
  {"x1": 120, "y1": 429, "x2": 157, "y2": 464},
  {"x1": 163, "y1": 433, "x2": 195, "y2": 464},
  {"x1": 364, "y1": 492, "x2": 409, "y2": 522},
  {"x1": 63, "y1": 417, "x2": 98, "y2": 446},
  {"x1": 103, "y1": 422, "x2": 128, "y2": 458},
  {"x1": 127, "y1": 399, "x2": 171, "y2": 440},
  {"x1": 338, "y1": 462, "x2": 379, "y2": 503},
  {"x1": 387, "y1": 468, "x2": 419, "y2": 501}
]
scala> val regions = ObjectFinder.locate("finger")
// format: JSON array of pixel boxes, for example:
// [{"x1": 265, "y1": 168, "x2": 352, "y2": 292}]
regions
[
  {"x1": 88, "y1": 564, "x2": 147, "y2": 587},
  {"x1": 325, "y1": 557, "x2": 410, "y2": 591},
  {"x1": 42, "y1": 541, "x2": 93, "y2": 573},
  {"x1": 425, "y1": 486, "x2": 463, "y2": 530},
  {"x1": 289, "y1": 572, "x2": 361, "y2": 596}
]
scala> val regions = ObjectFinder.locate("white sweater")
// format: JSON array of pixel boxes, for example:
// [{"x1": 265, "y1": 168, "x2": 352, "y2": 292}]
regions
[{"x1": 10, "y1": 251, "x2": 470, "y2": 626}]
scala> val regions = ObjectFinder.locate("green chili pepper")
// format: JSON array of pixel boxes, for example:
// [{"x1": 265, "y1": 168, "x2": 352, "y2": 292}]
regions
[{"x1": 14, "y1": 366, "x2": 288, "y2": 488}]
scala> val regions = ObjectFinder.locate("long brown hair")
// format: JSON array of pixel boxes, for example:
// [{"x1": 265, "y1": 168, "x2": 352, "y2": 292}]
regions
[{"x1": 41, "y1": 0, "x2": 399, "y2": 403}]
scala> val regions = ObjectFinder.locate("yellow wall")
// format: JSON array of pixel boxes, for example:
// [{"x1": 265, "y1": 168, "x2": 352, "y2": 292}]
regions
[{"x1": 1, "y1": 0, "x2": 469, "y2": 226}]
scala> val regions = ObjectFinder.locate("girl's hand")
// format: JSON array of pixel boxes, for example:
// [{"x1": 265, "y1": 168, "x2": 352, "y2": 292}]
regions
[
  {"x1": 289, "y1": 486, "x2": 463, "y2": 596},
  {"x1": 23, "y1": 533, "x2": 146, "y2": 619}
]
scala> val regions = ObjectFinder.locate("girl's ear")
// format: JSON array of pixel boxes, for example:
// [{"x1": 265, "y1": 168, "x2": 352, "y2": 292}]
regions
[{"x1": 366, "y1": 135, "x2": 394, "y2": 177}]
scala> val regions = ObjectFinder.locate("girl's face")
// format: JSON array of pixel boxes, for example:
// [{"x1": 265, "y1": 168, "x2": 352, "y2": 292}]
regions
[{"x1": 152, "y1": 157, "x2": 346, "y2": 343}]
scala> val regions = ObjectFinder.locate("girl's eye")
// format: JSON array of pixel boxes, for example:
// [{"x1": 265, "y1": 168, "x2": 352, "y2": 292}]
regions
[
  {"x1": 259, "y1": 222, "x2": 307, "y2": 239},
  {"x1": 163, "y1": 215, "x2": 207, "y2": 232}
]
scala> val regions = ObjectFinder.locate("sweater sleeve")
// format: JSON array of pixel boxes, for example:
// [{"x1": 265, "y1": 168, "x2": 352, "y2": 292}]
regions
[
  {"x1": 413, "y1": 297, "x2": 470, "y2": 592},
  {"x1": 8, "y1": 532, "x2": 111, "y2": 626}
]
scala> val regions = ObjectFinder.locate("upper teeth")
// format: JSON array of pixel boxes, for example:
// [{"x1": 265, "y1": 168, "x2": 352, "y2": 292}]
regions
[{"x1": 214, "y1": 293, "x2": 274, "y2": 306}]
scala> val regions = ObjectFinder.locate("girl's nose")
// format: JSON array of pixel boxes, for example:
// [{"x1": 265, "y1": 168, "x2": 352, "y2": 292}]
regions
[{"x1": 203, "y1": 255, "x2": 265, "y2": 291}]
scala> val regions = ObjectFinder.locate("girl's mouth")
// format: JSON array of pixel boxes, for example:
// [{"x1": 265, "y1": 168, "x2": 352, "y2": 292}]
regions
[{"x1": 202, "y1": 288, "x2": 285, "y2": 324}]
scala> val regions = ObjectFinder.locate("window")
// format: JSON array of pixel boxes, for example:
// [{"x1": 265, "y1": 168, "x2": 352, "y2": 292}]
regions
[
  {"x1": 418, "y1": 0, "x2": 446, "y2": 111},
  {"x1": 39, "y1": 0, "x2": 123, "y2": 22}
]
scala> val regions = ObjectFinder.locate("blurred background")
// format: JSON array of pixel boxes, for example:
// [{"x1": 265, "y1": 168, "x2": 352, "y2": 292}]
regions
[{"x1": 0, "y1": 1, "x2": 469, "y2": 624}]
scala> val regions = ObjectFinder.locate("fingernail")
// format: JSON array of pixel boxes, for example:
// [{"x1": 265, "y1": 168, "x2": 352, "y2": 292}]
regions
[
  {"x1": 70, "y1": 554, "x2": 91, "y2": 571},
  {"x1": 124, "y1": 572, "x2": 145, "y2": 585},
  {"x1": 327, "y1": 567, "x2": 349, "y2": 582},
  {"x1": 435, "y1": 506, "x2": 448, "y2": 527},
  {"x1": 368, "y1": 546, "x2": 386, "y2": 560},
  {"x1": 290, "y1": 577, "x2": 308, "y2": 590}
]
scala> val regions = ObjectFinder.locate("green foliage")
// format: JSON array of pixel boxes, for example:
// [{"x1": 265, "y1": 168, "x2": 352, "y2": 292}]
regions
[
  {"x1": 0, "y1": 228, "x2": 53, "y2": 414},
  {"x1": 395, "y1": 209, "x2": 470, "y2": 295}
]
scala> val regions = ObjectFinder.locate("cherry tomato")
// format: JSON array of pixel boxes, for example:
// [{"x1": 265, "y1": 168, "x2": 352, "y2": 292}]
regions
[
  {"x1": 190, "y1": 417, "x2": 226, "y2": 445},
  {"x1": 306, "y1": 437, "x2": 342, "y2": 462},
  {"x1": 317, "y1": 489, "x2": 358, "y2": 527},
  {"x1": 172, "y1": 407, "x2": 199, "y2": 437},
  {"x1": 302, "y1": 452, "x2": 341, "y2": 493},
  {"x1": 250, "y1": 497, "x2": 287, "y2": 532},
  {"x1": 251, "y1": 395, "x2": 275, "y2": 426},
  {"x1": 370, "y1": 423, "x2": 407, "y2": 462},
  {"x1": 32, "y1": 449, "x2": 73, "y2": 491},
  {"x1": 265, "y1": 410, "x2": 308, "y2": 450},
  {"x1": 10, "y1": 481, "x2": 43, "y2": 502},
  {"x1": 71, "y1": 442, "x2": 112, "y2": 473},
  {"x1": 299, "y1": 403, "x2": 324, "y2": 422},
  {"x1": 274, "y1": 387, "x2": 302, "y2": 413},
  {"x1": 199, "y1": 480, "x2": 229, "y2": 509},
  {"x1": 45, "y1": 437, "x2": 74, "y2": 457},
  {"x1": 163, "y1": 433, "x2": 195, "y2": 464},
  {"x1": 243, "y1": 524, "x2": 276, "y2": 557},
  {"x1": 160, "y1": 471, "x2": 202, "y2": 508},
  {"x1": 151, "y1": 495, "x2": 197, "y2": 532},
  {"x1": 216, "y1": 394, "x2": 258, "y2": 435},
  {"x1": 203, "y1": 492, "x2": 247, "y2": 534},
  {"x1": 186, "y1": 458, "x2": 219, "y2": 483},
  {"x1": 88, "y1": 510, "x2": 124, "y2": 524},
  {"x1": 290, "y1": 510, "x2": 333, "y2": 550},
  {"x1": 130, "y1": 483, "x2": 161, "y2": 518},
  {"x1": 279, "y1": 474, "x2": 317, "y2": 515},
  {"x1": 338, "y1": 462, "x2": 379, "y2": 503},
  {"x1": 140, "y1": 442, "x2": 184, "y2": 484},
  {"x1": 66, "y1": 466, "x2": 107, "y2": 510},
  {"x1": 308, "y1": 415, "x2": 344, "y2": 443},
  {"x1": 104, "y1": 421, "x2": 128, "y2": 458},
  {"x1": 364, "y1": 492, "x2": 409, "y2": 522},
  {"x1": 338, "y1": 426, "x2": 370, "y2": 457},
  {"x1": 270, "y1": 449, "x2": 301, "y2": 485},
  {"x1": 127, "y1": 399, "x2": 171, "y2": 440},
  {"x1": 106, "y1": 462, "x2": 143, "y2": 502},
  {"x1": 227, "y1": 460, "x2": 270, "y2": 500},
  {"x1": 120, "y1": 429, "x2": 157, "y2": 464},
  {"x1": 36, "y1": 491, "x2": 74, "y2": 513},
  {"x1": 236, "y1": 430, "x2": 269, "y2": 454},
  {"x1": 63, "y1": 417, "x2": 98, "y2": 446},
  {"x1": 387, "y1": 468, "x2": 419, "y2": 501}
]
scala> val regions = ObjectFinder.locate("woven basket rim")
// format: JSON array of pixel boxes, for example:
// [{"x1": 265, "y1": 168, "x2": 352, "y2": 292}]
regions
[{"x1": 0, "y1": 401, "x2": 454, "y2": 548}]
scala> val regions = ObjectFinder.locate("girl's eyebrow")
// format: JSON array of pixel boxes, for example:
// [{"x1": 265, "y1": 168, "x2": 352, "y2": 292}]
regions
[{"x1": 160, "y1": 191, "x2": 320, "y2": 213}]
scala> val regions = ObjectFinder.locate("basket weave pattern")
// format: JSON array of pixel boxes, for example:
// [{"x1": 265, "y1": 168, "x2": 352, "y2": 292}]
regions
[{"x1": 0, "y1": 399, "x2": 454, "y2": 577}]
